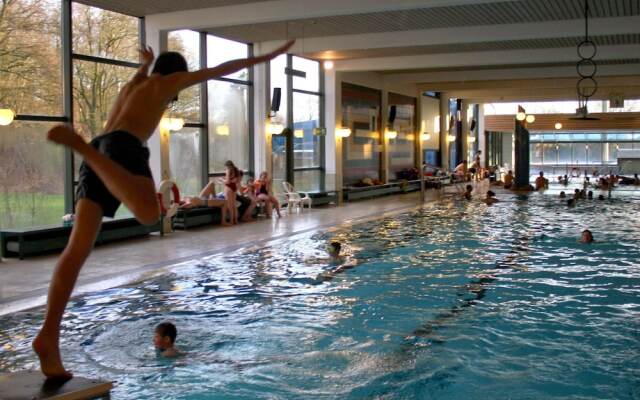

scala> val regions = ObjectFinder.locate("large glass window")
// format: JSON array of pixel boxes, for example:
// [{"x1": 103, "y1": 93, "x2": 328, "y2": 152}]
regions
[
  {"x1": 293, "y1": 92, "x2": 321, "y2": 168},
  {"x1": 531, "y1": 132, "x2": 640, "y2": 166},
  {"x1": 72, "y1": 61, "x2": 134, "y2": 143},
  {"x1": 0, "y1": 1, "x2": 144, "y2": 228},
  {"x1": 0, "y1": 0, "x2": 62, "y2": 116},
  {"x1": 167, "y1": 30, "x2": 201, "y2": 123},
  {"x1": 206, "y1": 34, "x2": 251, "y2": 175},
  {"x1": 269, "y1": 55, "x2": 323, "y2": 192},
  {"x1": 72, "y1": 3, "x2": 138, "y2": 62},
  {"x1": 342, "y1": 82, "x2": 382, "y2": 185},
  {"x1": 388, "y1": 93, "x2": 416, "y2": 180},
  {"x1": 0, "y1": 121, "x2": 64, "y2": 229},
  {"x1": 207, "y1": 35, "x2": 249, "y2": 80},
  {"x1": 169, "y1": 128, "x2": 202, "y2": 196},
  {"x1": 208, "y1": 80, "x2": 250, "y2": 173}
]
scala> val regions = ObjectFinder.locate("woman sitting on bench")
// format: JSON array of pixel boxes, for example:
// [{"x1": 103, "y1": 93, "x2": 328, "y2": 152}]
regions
[
  {"x1": 180, "y1": 181, "x2": 230, "y2": 226},
  {"x1": 255, "y1": 171, "x2": 282, "y2": 218}
]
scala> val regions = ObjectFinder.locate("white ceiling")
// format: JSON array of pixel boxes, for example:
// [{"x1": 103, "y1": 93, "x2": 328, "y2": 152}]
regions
[{"x1": 87, "y1": 0, "x2": 640, "y2": 98}]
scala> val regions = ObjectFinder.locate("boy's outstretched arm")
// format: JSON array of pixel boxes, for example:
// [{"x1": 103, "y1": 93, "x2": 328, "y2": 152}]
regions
[{"x1": 168, "y1": 40, "x2": 294, "y2": 91}]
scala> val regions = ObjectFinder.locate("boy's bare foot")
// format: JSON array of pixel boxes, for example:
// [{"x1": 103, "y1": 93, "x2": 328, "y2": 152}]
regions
[
  {"x1": 33, "y1": 334, "x2": 73, "y2": 380},
  {"x1": 47, "y1": 124, "x2": 85, "y2": 150}
]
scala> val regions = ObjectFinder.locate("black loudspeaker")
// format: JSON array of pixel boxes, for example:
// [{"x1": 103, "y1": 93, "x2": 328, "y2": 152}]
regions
[
  {"x1": 388, "y1": 105, "x2": 397, "y2": 123},
  {"x1": 271, "y1": 88, "x2": 281, "y2": 112},
  {"x1": 470, "y1": 119, "x2": 477, "y2": 132}
]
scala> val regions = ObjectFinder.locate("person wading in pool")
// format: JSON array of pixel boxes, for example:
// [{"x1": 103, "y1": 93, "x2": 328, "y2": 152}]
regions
[{"x1": 33, "y1": 41, "x2": 295, "y2": 380}]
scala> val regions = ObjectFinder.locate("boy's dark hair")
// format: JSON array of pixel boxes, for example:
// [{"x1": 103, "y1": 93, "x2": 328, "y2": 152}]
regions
[
  {"x1": 487, "y1": 190, "x2": 495, "y2": 197},
  {"x1": 152, "y1": 52, "x2": 188, "y2": 76},
  {"x1": 156, "y1": 322, "x2": 177, "y2": 344},
  {"x1": 330, "y1": 242, "x2": 341, "y2": 252},
  {"x1": 152, "y1": 52, "x2": 188, "y2": 102},
  {"x1": 466, "y1": 184, "x2": 472, "y2": 191}
]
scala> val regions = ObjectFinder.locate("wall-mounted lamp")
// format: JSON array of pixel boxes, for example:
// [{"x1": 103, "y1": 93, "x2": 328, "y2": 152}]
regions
[
  {"x1": 405, "y1": 133, "x2": 415, "y2": 141},
  {"x1": 555, "y1": 122, "x2": 563, "y2": 130},
  {"x1": 267, "y1": 122, "x2": 284, "y2": 135},
  {"x1": 336, "y1": 127, "x2": 351, "y2": 138},
  {"x1": 160, "y1": 117, "x2": 184, "y2": 132},
  {"x1": 526, "y1": 114, "x2": 536, "y2": 123},
  {"x1": 467, "y1": 136, "x2": 476, "y2": 143},
  {"x1": 294, "y1": 129, "x2": 304, "y2": 138},
  {"x1": 323, "y1": 60, "x2": 334, "y2": 70},
  {"x1": 420, "y1": 133, "x2": 431, "y2": 141},
  {"x1": 216, "y1": 124, "x2": 230, "y2": 136},
  {"x1": 516, "y1": 112, "x2": 526, "y2": 121},
  {"x1": 447, "y1": 134, "x2": 457, "y2": 142},
  {"x1": 0, "y1": 108, "x2": 15, "y2": 126},
  {"x1": 385, "y1": 130, "x2": 398, "y2": 139}
]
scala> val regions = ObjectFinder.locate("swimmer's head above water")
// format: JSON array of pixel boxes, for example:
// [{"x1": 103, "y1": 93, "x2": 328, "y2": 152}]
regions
[
  {"x1": 154, "y1": 322, "x2": 177, "y2": 356},
  {"x1": 580, "y1": 229, "x2": 594, "y2": 243},
  {"x1": 328, "y1": 241, "x2": 341, "y2": 258}
]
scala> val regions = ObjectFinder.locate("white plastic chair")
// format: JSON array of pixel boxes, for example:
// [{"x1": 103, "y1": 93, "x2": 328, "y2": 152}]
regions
[{"x1": 282, "y1": 182, "x2": 312, "y2": 212}]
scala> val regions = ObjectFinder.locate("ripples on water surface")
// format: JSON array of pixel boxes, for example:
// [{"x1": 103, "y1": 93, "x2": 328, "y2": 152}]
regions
[{"x1": 1, "y1": 190, "x2": 639, "y2": 399}]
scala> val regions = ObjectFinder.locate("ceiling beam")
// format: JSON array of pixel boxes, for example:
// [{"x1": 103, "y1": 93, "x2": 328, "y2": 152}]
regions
[
  {"x1": 255, "y1": 16, "x2": 640, "y2": 56},
  {"x1": 387, "y1": 64, "x2": 640, "y2": 84},
  {"x1": 146, "y1": 0, "x2": 526, "y2": 31},
  {"x1": 333, "y1": 44, "x2": 640, "y2": 72}
]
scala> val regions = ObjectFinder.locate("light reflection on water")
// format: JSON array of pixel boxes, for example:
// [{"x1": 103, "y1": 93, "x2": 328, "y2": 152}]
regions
[{"x1": 1, "y1": 191, "x2": 640, "y2": 399}]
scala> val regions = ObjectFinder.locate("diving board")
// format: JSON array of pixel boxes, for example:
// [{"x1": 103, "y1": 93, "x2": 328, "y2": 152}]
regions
[{"x1": 0, "y1": 371, "x2": 112, "y2": 400}]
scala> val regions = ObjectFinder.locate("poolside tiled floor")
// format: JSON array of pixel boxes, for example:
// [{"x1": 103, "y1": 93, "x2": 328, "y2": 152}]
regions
[{"x1": 0, "y1": 188, "x2": 454, "y2": 314}]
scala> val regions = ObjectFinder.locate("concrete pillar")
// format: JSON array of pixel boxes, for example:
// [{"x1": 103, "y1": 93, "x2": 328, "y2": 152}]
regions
[
  {"x1": 439, "y1": 96, "x2": 449, "y2": 169},
  {"x1": 478, "y1": 104, "x2": 486, "y2": 166},
  {"x1": 514, "y1": 119, "x2": 530, "y2": 188},
  {"x1": 252, "y1": 56, "x2": 269, "y2": 177},
  {"x1": 145, "y1": 21, "x2": 166, "y2": 186}
]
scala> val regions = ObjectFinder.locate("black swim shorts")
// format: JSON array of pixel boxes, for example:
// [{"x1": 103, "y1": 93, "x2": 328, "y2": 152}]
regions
[{"x1": 76, "y1": 130, "x2": 153, "y2": 217}]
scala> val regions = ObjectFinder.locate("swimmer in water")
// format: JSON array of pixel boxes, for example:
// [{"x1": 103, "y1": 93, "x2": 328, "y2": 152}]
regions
[
  {"x1": 580, "y1": 229, "x2": 594, "y2": 244},
  {"x1": 312, "y1": 241, "x2": 358, "y2": 282},
  {"x1": 154, "y1": 322, "x2": 180, "y2": 358}
]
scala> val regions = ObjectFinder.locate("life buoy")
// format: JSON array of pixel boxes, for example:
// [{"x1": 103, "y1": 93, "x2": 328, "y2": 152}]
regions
[{"x1": 157, "y1": 180, "x2": 181, "y2": 216}]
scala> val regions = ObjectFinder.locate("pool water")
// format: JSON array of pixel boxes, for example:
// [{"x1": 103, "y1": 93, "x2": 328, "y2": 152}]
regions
[{"x1": 1, "y1": 190, "x2": 640, "y2": 399}]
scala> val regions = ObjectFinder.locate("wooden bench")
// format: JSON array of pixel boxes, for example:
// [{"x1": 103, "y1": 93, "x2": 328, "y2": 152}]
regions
[
  {"x1": 308, "y1": 191, "x2": 338, "y2": 206},
  {"x1": 343, "y1": 180, "x2": 423, "y2": 202},
  {"x1": 0, "y1": 218, "x2": 162, "y2": 259},
  {"x1": 172, "y1": 199, "x2": 256, "y2": 230}
]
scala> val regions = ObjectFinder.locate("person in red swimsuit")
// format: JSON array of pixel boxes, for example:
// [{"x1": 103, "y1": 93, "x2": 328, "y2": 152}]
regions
[
  {"x1": 222, "y1": 160, "x2": 240, "y2": 224},
  {"x1": 255, "y1": 171, "x2": 281, "y2": 218}
]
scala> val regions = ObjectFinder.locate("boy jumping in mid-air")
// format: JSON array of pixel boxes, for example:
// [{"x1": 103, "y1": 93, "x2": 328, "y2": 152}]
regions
[{"x1": 33, "y1": 40, "x2": 294, "y2": 379}]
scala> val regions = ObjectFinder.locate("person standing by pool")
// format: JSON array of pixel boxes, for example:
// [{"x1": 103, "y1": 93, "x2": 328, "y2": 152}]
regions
[
  {"x1": 34, "y1": 40, "x2": 294, "y2": 379},
  {"x1": 221, "y1": 160, "x2": 241, "y2": 225}
]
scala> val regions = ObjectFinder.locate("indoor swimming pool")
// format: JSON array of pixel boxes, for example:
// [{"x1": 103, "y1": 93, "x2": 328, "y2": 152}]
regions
[{"x1": 1, "y1": 191, "x2": 639, "y2": 399}]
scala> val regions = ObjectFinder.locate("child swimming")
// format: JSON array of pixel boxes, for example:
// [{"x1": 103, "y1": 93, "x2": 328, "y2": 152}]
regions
[{"x1": 154, "y1": 322, "x2": 179, "y2": 358}]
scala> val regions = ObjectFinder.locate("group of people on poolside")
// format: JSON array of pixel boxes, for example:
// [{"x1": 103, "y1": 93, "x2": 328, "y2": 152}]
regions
[
  {"x1": 181, "y1": 162, "x2": 281, "y2": 225},
  {"x1": 453, "y1": 151, "x2": 487, "y2": 182}
]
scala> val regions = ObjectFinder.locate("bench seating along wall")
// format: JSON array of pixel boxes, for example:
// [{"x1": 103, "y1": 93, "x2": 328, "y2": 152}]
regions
[
  {"x1": 343, "y1": 179, "x2": 434, "y2": 201},
  {"x1": 0, "y1": 218, "x2": 161, "y2": 259}
]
